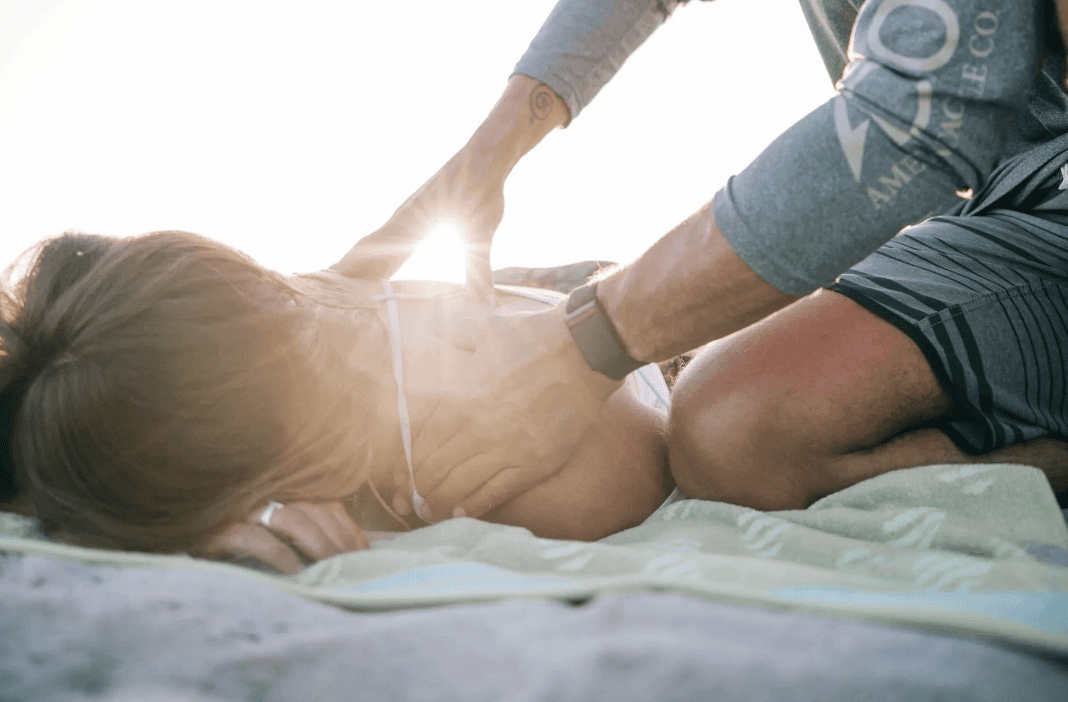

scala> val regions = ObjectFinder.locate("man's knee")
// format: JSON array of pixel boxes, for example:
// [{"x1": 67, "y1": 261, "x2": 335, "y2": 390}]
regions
[
  {"x1": 666, "y1": 349, "x2": 810, "y2": 510},
  {"x1": 665, "y1": 377, "x2": 732, "y2": 502}
]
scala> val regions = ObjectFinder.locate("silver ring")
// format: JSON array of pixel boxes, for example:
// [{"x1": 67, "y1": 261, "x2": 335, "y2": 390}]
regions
[{"x1": 258, "y1": 501, "x2": 284, "y2": 528}]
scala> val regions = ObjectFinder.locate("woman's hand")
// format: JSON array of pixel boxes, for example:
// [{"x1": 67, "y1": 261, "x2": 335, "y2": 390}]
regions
[{"x1": 195, "y1": 500, "x2": 369, "y2": 575}]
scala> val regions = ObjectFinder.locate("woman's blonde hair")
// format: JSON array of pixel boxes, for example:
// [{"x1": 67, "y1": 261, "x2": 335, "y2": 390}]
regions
[{"x1": 0, "y1": 231, "x2": 379, "y2": 552}]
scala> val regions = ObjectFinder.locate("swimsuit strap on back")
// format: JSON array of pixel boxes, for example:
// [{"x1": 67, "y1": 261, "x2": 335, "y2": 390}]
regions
[
  {"x1": 373, "y1": 281, "x2": 429, "y2": 522},
  {"x1": 370, "y1": 282, "x2": 670, "y2": 525}
]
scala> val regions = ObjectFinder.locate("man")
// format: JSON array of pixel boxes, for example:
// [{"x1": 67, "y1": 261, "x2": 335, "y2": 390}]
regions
[{"x1": 331, "y1": 0, "x2": 1068, "y2": 523}]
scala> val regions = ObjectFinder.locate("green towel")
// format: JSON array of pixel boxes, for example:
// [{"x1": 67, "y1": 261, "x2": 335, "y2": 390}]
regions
[{"x1": 3, "y1": 463, "x2": 1067, "y2": 656}]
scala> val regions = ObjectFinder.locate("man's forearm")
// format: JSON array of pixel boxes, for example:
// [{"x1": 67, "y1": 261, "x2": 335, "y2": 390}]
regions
[
  {"x1": 468, "y1": 74, "x2": 569, "y2": 179},
  {"x1": 597, "y1": 198, "x2": 799, "y2": 362}
]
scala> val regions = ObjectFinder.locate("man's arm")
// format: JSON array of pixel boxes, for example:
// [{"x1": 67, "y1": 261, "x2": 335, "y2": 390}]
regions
[
  {"x1": 597, "y1": 199, "x2": 796, "y2": 363},
  {"x1": 332, "y1": 0, "x2": 685, "y2": 292},
  {"x1": 410, "y1": 201, "x2": 796, "y2": 520},
  {"x1": 331, "y1": 1, "x2": 693, "y2": 518},
  {"x1": 712, "y1": 0, "x2": 1048, "y2": 295},
  {"x1": 604, "y1": 0, "x2": 1058, "y2": 345},
  {"x1": 412, "y1": 0, "x2": 1055, "y2": 519},
  {"x1": 331, "y1": 74, "x2": 568, "y2": 293}
]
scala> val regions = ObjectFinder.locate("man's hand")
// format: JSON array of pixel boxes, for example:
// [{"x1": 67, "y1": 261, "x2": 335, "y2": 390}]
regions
[
  {"x1": 410, "y1": 302, "x2": 622, "y2": 521},
  {"x1": 195, "y1": 500, "x2": 369, "y2": 575},
  {"x1": 331, "y1": 144, "x2": 507, "y2": 299},
  {"x1": 331, "y1": 75, "x2": 568, "y2": 298}
]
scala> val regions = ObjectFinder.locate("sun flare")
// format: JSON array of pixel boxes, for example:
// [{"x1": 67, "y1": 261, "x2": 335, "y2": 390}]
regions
[{"x1": 391, "y1": 222, "x2": 466, "y2": 284}]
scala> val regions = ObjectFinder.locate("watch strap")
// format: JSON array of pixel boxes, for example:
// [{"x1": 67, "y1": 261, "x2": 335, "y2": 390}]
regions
[{"x1": 565, "y1": 282, "x2": 643, "y2": 380}]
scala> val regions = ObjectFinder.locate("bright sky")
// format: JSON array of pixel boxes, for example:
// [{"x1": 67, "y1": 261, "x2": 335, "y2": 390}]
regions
[{"x1": 0, "y1": 0, "x2": 836, "y2": 282}]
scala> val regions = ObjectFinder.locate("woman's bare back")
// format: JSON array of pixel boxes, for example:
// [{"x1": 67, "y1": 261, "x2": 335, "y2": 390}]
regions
[{"x1": 299, "y1": 271, "x2": 673, "y2": 540}]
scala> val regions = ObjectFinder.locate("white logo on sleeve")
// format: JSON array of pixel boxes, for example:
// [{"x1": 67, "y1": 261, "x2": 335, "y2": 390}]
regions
[
  {"x1": 865, "y1": 0, "x2": 960, "y2": 72},
  {"x1": 834, "y1": 0, "x2": 959, "y2": 181},
  {"x1": 834, "y1": 97, "x2": 871, "y2": 182}
]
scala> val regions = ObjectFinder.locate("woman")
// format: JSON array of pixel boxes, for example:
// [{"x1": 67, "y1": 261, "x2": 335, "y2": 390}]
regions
[{"x1": 0, "y1": 231, "x2": 673, "y2": 572}]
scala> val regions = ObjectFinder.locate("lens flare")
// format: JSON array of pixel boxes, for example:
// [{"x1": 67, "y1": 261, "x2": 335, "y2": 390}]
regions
[{"x1": 392, "y1": 222, "x2": 465, "y2": 283}]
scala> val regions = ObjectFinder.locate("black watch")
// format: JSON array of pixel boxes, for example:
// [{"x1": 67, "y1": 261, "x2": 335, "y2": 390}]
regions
[{"x1": 565, "y1": 282, "x2": 644, "y2": 380}]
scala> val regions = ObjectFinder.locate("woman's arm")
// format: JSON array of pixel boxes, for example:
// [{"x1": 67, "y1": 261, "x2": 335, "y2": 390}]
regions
[
  {"x1": 195, "y1": 501, "x2": 370, "y2": 575},
  {"x1": 198, "y1": 384, "x2": 669, "y2": 571}
]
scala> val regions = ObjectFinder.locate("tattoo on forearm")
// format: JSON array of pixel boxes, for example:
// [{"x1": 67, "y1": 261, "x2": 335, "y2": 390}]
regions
[{"x1": 529, "y1": 84, "x2": 554, "y2": 125}]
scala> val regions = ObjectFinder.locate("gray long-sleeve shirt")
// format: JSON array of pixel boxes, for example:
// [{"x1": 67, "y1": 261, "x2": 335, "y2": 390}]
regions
[{"x1": 513, "y1": 0, "x2": 1068, "y2": 294}]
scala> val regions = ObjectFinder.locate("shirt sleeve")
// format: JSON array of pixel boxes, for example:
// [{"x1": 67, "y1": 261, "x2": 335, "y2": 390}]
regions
[
  {"x1": 714, "y1": 0, "x2": 1053, "y2": 295},
  {"x1": 513, "y1": 0, "x2": 688, "y2": 122}
]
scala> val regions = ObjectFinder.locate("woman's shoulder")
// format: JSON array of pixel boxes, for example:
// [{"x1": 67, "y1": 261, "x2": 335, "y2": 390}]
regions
[
  {"x1": 289, "y1": 269, "x2": 381, "y2": 309},
  {"x1": 297, "y1": 271, "x2": 474, "y2": 301}
]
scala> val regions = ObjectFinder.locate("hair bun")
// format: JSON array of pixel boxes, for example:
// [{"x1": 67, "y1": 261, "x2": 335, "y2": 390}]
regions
[{"x1": 0, "y1": 232, "x2": 115, "y2": 503}]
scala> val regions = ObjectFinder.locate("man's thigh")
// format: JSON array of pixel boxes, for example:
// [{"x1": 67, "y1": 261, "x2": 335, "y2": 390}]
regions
[
  {"x1": 674, "y1": 285, "x2": 950, "y2": 446},
  {"x1": 667, "y1": 287, "x2": 950, "y2": 507},
  {"x1": 829, "y1": 208, "x2": 1068, "y2": 453},
  {"x1": 668, "y1": 207, "x2": 1068, "y2": 507}
]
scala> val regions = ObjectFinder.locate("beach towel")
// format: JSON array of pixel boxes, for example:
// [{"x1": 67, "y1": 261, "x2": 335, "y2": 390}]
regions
[{"x1": 2, "y1": 460, "x2": 1066, "y2": 657}]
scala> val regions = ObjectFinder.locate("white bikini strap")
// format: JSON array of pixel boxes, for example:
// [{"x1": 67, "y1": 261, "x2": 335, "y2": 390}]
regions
[{"x1": 374, "y1": 281, "x2": 428, "y2": 521}]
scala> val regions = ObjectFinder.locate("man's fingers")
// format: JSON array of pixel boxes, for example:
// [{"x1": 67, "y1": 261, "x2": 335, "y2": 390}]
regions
[
  {"x1": 419, "y1": 449, "x2": 545, "y2": 521},
  {"x1": 411, "y1": 432, "x2": 489, "y2": 520},
  {"x1": 411, "y1": 417, "x2": 482, "y2": 505},
  {"x1": 430, "y1": 463, "x2": 547, "y2": 522},
  {"x1": 411, "y1": 406, "x2": 471, "y2": 487}
]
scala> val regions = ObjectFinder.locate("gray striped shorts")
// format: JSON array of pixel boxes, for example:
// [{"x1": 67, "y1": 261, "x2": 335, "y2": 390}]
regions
[{"x1": 827, "y1": 207, "x2": 1068, "y2": 455}]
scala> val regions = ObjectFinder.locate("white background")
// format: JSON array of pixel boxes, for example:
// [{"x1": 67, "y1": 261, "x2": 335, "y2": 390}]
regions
[{"x1": 1, "y1": 0, "x2": 836, "y2": 281}]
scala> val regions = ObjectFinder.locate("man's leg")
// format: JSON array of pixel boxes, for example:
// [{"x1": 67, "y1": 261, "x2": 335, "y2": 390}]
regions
[{"x1": 667, "y1": 288, "x2": 1068, "y2": 511}]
